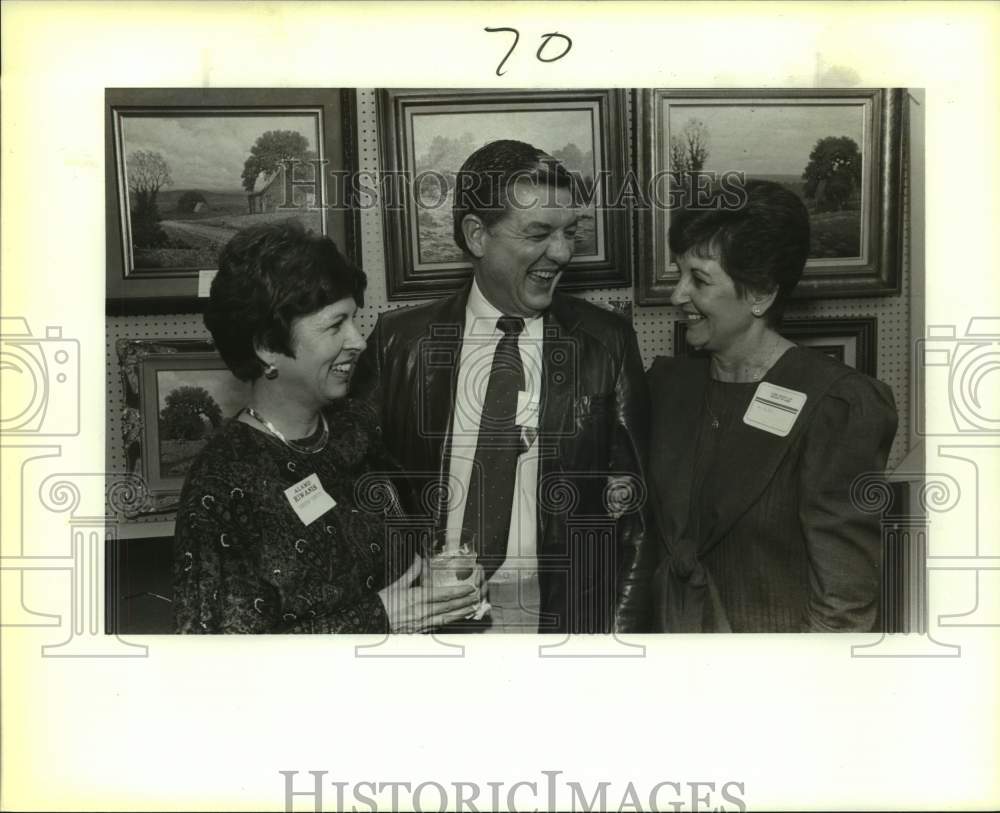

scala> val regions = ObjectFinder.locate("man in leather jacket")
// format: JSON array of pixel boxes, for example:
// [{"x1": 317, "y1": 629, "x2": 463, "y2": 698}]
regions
[{"x1": 352, "y1": 139, "x2": 652, "y2": 633}]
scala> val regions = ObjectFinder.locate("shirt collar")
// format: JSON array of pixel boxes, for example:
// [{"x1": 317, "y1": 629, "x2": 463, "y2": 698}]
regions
[{"x1": 467, "y1": 278, "x2": 543, "y2": 331}]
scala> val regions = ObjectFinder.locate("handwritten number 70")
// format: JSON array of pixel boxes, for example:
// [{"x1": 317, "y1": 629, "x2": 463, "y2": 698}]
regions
[{"x1": 485, "y1": 28, "x2": 573, "y2": 77}]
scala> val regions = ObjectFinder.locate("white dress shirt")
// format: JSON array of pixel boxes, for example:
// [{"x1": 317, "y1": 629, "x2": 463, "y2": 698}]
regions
[{"x1": 444, "y1": 280, "x2": 542, "y2": 632}]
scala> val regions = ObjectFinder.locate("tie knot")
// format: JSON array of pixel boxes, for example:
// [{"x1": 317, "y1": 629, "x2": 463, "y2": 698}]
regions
[{"x1": 497, "y1": 316, "x2": 525, "y2": 337}]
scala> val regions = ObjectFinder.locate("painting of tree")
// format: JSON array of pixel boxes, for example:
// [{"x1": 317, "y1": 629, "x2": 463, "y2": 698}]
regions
[
  {"x1": 117, "y1": 111, "x2": 322, "y2": 273},
  {"x1": 159, "y1": 385, "x2": 223, "y2": 441},
  {"x1": 801, "y1": 135, "x2": 862, "y2": 212},
  {"x1": 240, "y1": 129, "x2": 313, "y2": 193},
  {"x1": 126, "y1": 150, "x2": 172, "y2": 248},
  {"x1": 154, "y1": 369, "x2": 249, "y2": 477},
  {"x1": 669, "y1": 118, "x2": 711, "y2": 189},
  {"x1": 662, "y1": 103, "x2": 866, "y2": 259}
]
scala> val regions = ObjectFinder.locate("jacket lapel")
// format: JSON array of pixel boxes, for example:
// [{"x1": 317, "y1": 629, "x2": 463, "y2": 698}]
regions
[
  {"x1": 537, "y1": 296, "x2": 579, "y2": 541},
  {"x1": 419, "y1": 287, "x2": 468, "y2": 521}
]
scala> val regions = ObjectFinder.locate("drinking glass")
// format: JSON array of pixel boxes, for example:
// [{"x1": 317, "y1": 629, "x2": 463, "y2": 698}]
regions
[{"x1": 422, "y1": 528, "x2": 488, "y2": 619}]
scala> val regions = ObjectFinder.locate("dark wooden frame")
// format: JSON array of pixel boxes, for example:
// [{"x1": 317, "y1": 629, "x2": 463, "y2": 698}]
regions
[
  {"x1": 674, "y1": 316, "x2": 879, "y2": 377},
  {"x1": 377, "y1": 88, "x2": 633, "y2": 300},
  {"x1": 636, "y1": 88, "x2": 906, "y2": 305},
  {"x1": 105, "y1": 88, "x2": 361, "y2": 315},
  {"x1": 116, "y1": 338, "x2": 248, "y2": 517}
]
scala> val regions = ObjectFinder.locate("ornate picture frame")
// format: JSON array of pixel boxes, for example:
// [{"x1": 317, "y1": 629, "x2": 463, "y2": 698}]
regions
[
  {"x1": 105, "y1": 88, "x2": 360, "y2": 315},
  {"x1": 377, "y1": 88, "x2": 634, "y2": 300},
  {"x1": 116, "y1": 338, "x2": 250, "y2": 517},
  {"x1": 636, "y1": 88, "x2": 906, "y2": 304}
]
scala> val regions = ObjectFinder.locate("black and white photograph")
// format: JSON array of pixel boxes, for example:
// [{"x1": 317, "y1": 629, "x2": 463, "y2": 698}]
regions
[
  {"x1": 103, "y1": 86, "x2": 917, "y2": 639},
  {"x1": 4, "y1": 4, "x2": 998, "y2": 813}
]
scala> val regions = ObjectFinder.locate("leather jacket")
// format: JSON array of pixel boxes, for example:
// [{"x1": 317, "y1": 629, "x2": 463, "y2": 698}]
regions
[{"x1": 352, "y1": 285, "x2": 654, "y2": 633}]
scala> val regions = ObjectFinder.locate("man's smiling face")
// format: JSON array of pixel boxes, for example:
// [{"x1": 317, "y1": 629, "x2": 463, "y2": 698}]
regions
[{"x1": 470, "y1": 179, "x2": 579, "y2": 318}]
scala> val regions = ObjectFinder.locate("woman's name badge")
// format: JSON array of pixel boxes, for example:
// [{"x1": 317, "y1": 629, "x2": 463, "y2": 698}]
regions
[
  {"x1": 743, "y1": 383, "x2": 807, "y2": 437},
  {"x1": 284, "y1": 473, "x2": 336, "y2": 525}
]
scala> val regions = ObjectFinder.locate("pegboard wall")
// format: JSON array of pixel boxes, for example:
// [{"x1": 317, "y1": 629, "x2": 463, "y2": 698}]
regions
[{"x1": 106, "y1": 88, "x2": 915, "y2": 525}]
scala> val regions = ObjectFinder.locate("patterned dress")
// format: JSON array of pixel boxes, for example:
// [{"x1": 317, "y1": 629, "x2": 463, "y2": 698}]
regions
[{"x1": 173, "y1": 399, "x2": 411, "y2": 634}]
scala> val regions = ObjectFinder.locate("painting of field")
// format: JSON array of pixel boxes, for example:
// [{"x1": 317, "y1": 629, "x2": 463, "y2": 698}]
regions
[
  {"x1": 408, "y1": 106, "x2": 603, "y2": 266},
  {"x1": 118, "y1": 113, "x2": 323, "y2": 273},
  {"x1": 663, "y1": 103, "x2": 867, "y2": 260},
  {"x1": 155, "y1": 368, "x2": 250, "y2": 478}
]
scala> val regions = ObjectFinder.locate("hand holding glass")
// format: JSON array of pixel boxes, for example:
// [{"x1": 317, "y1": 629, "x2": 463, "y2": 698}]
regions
[{"x1": 423, "y1": 529, "x2": 489, "y2": 620}]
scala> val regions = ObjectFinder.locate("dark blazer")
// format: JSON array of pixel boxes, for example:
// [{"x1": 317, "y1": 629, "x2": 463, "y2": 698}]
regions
[
  {"x1": 647, "y1": 348, "x2": 898, "y2": 633},
  {"x1": 352, "y1": 285, "x2": 653, "y2": 633}
]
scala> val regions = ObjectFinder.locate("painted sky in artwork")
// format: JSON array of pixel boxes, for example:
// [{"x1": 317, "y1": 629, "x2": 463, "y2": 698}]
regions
[
  {"x1": 122, "y1": 114, "x2": 318, "y2": 190},
  {"x1": 665, "y1": 103, "x2": 865, "y2": 176},
  {"x1": 412, "y1": 106, "x2": 598, "y2": 170}
]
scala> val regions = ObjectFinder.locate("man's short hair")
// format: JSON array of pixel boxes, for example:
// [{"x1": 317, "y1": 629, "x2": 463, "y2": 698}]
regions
[{"x1": 451, "y1": 139, "x2": 579, "y2": 254}]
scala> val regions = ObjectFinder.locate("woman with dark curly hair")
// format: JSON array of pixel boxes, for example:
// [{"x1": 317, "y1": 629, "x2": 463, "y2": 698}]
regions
[
  {"x1": 648, "y1": 180, "x2": 897, "y2": 633},
  {"x1": 173, "y1": 220, "x2": 481, "y2": 634}
]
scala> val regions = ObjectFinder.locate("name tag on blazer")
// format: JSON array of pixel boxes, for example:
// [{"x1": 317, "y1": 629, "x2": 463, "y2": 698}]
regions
[
  {"x1": 284, "y1": 473, "x2": 337, "y2": 525},
  {"x1": 743, "y1": 382, "x2": 807, "y2": 437}
]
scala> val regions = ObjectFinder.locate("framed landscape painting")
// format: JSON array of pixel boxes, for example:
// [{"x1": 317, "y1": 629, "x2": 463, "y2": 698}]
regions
[
  {"x1": 117, "y1": 339, "x2": 251, "y2": 517},
  {"x1": 106, "y1": 88, "x2": 360, "y2": 314},
  {"x1": 636, "y1": 89, "x2": 905, "y2": 304},
  {"x1": 377, "y1": 88, "x2": 633, "y2": 299}
]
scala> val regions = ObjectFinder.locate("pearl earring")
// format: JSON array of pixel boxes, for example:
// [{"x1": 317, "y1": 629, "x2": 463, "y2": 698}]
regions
[
  {"x1": 263, "y1": 363, "x2": 279, "y2": 380},
  {"x1": 751, "y1": 305, "x2": 762, "y2": 316}
]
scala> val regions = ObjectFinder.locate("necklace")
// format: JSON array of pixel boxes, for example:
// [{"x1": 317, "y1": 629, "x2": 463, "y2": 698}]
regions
[
  {"x1": 243, "y1": 406, "x2": 329, "y2": 454},
  {"x1": 704, "y1": 379, "x2": 759, "y2": 431},
  {"x1": 704, "y1": 384, "x2": 721, "y2": 430}
]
